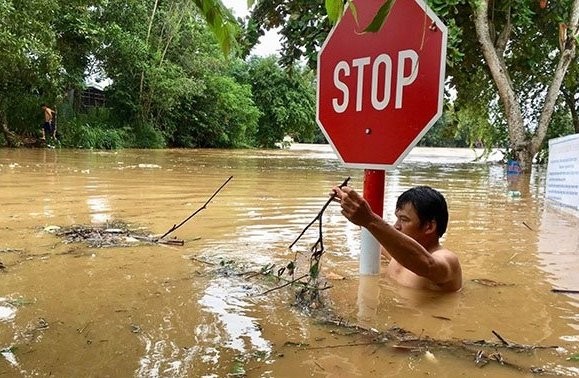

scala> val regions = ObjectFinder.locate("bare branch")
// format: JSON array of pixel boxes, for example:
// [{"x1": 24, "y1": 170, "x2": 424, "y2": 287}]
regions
[
  {"x1": 158, "y1": 176, "x2": 233, "y2": 240},
  {"x1": 531, "y1": 0, "x2": 579, "y2": 153},
  {"x1": 289, "y1": 177, "x2": 350, "y2": 249},
  {"x1": 494, "y1": 5, "x2": 511, "y2": 56}
]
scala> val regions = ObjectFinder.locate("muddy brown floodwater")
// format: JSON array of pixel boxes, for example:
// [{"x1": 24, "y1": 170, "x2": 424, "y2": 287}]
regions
[{"x1": 0, "y1": 146, "x2": 578, "y2": 377}]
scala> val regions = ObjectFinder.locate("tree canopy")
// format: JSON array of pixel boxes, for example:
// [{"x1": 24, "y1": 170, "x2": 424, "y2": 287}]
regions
[
  {"x1": 1, "y1": 0, "x2": 577, "y2": 164},
  {"x1": 0, "y1": 0, "x2": 318, "y2": 149},
  {"x1": 247, "y1": 0, "x2": 579, "y2": 170}
]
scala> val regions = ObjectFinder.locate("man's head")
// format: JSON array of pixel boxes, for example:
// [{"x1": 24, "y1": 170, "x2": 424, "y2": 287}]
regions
[
  {"x1": 41, "y1": 104, "x2": 47, "y2": 109},
  {"x1": 395, "y1": 186, "x2": 448, "y2": 238}
]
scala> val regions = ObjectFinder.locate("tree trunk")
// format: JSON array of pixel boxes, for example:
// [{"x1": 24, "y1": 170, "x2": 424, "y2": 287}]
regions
[
  {"x1": 0, "y1": 111, "x2": 21, "y2": 147},
  {"x1": 471, "y1": 1, "x2": 529, "y2": 168},
  {"x1": 139, "y1": 0, "x2": 160, "y2": 104},
  {"x1": 530, "y1": 0, "x2": 579, "y2": 154},
  {"x1": 472, "y1": 0, "x2": 579, "y2": 172},
  {"x1": 563, "y1": 89, "x2": 579, "y2": 134}
]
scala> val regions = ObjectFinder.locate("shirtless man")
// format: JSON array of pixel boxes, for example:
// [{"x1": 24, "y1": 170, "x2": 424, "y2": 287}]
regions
[
  {"x1": 332, "y1": 185, "x2": 462, "y2": 292},
  {"x1": 40, "y1": 104, "x2": 56, "y2": 140}
]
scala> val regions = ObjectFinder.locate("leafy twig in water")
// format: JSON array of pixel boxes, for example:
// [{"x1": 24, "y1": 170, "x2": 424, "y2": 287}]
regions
[
  {"x1": 286, "y1": 177, "x2": 350, "y2": 307},
  {"x1": 258, "y1": 274, "x2": 309, "y2": 296},
  {"x1": 158, "y1": 176, "x2": 233, "y2": 240}
]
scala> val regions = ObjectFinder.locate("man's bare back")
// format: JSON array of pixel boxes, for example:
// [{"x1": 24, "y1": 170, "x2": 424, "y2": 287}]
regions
[{"x1": 44, "y1": 106, "x2": 54, "y2": 122}]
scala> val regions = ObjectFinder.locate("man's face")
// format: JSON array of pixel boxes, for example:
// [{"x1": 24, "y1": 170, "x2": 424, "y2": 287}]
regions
[{"x1": 394, "y1": 202, "x2": 426, "y2": 242}]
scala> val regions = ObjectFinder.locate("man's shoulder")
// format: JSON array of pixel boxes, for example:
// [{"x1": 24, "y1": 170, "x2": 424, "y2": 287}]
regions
[
  {"x1": 433, "y1": 247, "x2": 457, "y2": 257},
  {"x1": 432, "y1": 248, "x2": 462, "y2": 291},
  {"x1": 432, "y1": 248, "x2": 461, "y2": 266}
]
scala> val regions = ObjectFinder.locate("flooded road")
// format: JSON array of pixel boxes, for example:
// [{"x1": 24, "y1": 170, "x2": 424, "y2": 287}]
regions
[{"x1": 0, "y1": 146, "x2": 578, "y2": 377}]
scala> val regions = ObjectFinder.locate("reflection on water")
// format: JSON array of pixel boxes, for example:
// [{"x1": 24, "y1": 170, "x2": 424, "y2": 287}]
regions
[
  {"x1": 0, "y1": 299, "x2": 17, "y2": 322},
  {"x1": 356, "y1": 276, "x2": 380, "y2": 326},
  {"x1": 87, "y1": 196, "x2": 112, "y2": 224},
  {"x1": 198, "y1": 277, "x2": 270, "y2": 354},
  {"x1": 538, "y1": 204, "x2": 579, "y2": 292},
  {"x1": 0, "y1": 146, "x2": 578, "y2": 377}
]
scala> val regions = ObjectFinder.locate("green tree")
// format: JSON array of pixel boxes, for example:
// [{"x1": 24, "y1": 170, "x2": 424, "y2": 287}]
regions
[
  {"x1": 561, "y1": 53, "x2": 579, "y2": 133},
  {"x1": 469, "y1": 0, "x2": 579, "y2": 171},
  {"x1": 95, "y1": 0, "x2": 259, "y2": 148},
  {"x1": 244, "y1": 1, "x2": 330, "y2": 69},
  {"x1": 55, "y1": 1, "x2": 105, "y2": 97},
  {"x1": 168, "y1": 74, "x2": 260, "y2": 148},
  {"x1": 245, "y1": 0, "x2": 579, "y2": 170},
  {"x1": 0, "y1": 0, "x2": 62, "y2": 145},
  {"x1": 233, "y1": 56, "x2": 318, "y2": 147}
]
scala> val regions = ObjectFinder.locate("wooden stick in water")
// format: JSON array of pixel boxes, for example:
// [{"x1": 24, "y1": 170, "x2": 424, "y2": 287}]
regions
[
  {"x1": 289, "y1": 176, "x2": 350, "y2": 249},
  {"x1": 551, "y1": 289, "x2": 579, "y2": 294},
  {"x1": 158, "y1": 176, "x2": 233, "y2": 240}
]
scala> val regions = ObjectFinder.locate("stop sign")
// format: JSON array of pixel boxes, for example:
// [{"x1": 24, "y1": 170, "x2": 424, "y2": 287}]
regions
[{"x1": 317, "y1": 0, "x2": 447, "y2": 169}]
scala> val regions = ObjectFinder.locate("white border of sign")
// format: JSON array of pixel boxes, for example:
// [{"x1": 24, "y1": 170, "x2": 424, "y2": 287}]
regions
[{"x1": 316, "y1": 0, "x2": 448, "y2": 170}]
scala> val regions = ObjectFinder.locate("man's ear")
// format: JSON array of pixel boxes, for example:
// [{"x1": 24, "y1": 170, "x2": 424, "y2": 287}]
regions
[{"x1": 423, "y1": 220, "x2": 437, "y2": 235}]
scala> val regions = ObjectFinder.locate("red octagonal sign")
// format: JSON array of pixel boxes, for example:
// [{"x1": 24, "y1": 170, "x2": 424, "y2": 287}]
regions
[{"x1": 317, "y1": 0, "x2": 447, "y2": 169}]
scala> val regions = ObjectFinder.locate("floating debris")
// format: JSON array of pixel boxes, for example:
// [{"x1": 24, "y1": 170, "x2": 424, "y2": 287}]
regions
[
  {"x1": 0, "y1": 347, "x2": 18, "y2": 368},
  {"x1": 0, "y1": 301, "x2": 17, "y2": 322},
  {"x1": 137, "y1": 164, "x2": 161, "y2": 169},
  {"x1": 55, "y1": 221, "x2": 142, "y2": 248},
  {"x1": 43, "y1": 225, "x2": 61, "y2": 233},
  {"x1": 0, "y1": 248, "x2": 24, "y2": 253},
  {"x1": 52, "y1": 221, "x2": 183, "y2": 248},
  {"x1": 424, "y1": 350, "x2": 437, "y2": 363},
  {"x1": 471, "y1": 278, "x2": 514, "y2": 287}
]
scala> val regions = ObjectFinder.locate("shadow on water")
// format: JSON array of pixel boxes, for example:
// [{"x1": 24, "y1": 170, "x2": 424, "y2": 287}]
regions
[{"x1": 0, "y1": 146, "x2": 577, "y2": 377}]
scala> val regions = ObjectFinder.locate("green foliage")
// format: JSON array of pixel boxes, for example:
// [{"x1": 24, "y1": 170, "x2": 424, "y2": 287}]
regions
[
  {"x1": 363, "y1": 0, "x2": 396, "y2": 33},
  {"x1": 309, "y1": 261, "x2": 319, "y2": 279},
  {"x1": 0, "y1": 0, "x2": 62, "y2": 131},
  {"x1": 130, "y1": 122, "x2": 166, "y2": 149},
  {"x1": 54, "y1": 1, "x2": 105, "y2": 90},
  {"x1": 234, "y1": 56, "x2": 317, "y2": 147},
  {"x1": 58, "y1": 108, "x2": 128, "y2": 149},
  {"x1": 568, "y1": 353, "x2": 579, "y2": 361},
  {"x1": 1, "y1": 0, "x2": 319, "y2": 149},
  {"x1": 4, "y1": 95, "x2": 46, "y2": 136},
  {"x1": 325, "y1": 0, "x2": 346, "y2": 24},
  {"x1": 169, "y1": 74, "x2": 260, "y2": 148},
  {"x1": 61, "y1": 122, "x2": 127, "y2": 150},
  {"x1": 419, "y1": 115, "x2": 466, "y2": 148},
  {"x1": 419, "y1": 100, "x2": 508, "y2": 149},
  {"x1": 229, "y1": 358, "x2": 246, "y2": 376},
  {"x1": 191, "y1": 0, "x2": 240, "y2": 54},
  {"x1": 94, "y1": 0, "x2": 261, "y2": 149},
  {"x1": 248, "y1": 0, "x2": 331, "y2": 69}
]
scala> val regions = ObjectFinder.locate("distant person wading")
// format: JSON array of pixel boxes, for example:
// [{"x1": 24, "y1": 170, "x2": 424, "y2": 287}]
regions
[{"x1": 40, "y1": 104, "x2": 56, "y2": 141}]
